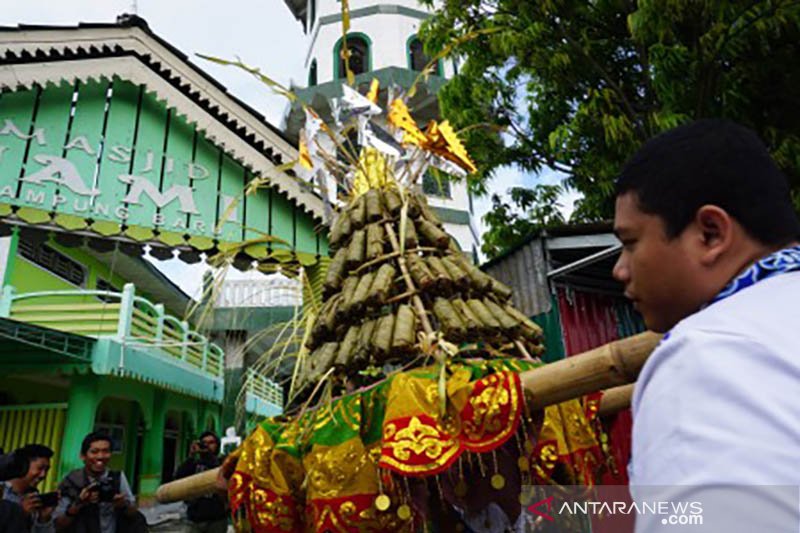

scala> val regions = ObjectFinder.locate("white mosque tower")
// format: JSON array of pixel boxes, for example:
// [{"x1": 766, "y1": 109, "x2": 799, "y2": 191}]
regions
[{"x1": 281, "y1": 0, "x2": 481, "y2": 261}]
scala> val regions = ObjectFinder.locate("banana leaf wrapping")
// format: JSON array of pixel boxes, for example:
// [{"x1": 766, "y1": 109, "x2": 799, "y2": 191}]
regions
[
  {"x1": 349, "y1": 194, "x2": 367, "y2": 229},
  {"x1": 353, "y1": 318, "x2": 377, "y2": 366},
  {"x1": 365, "y1": 223, "x2": 385, "y2": 260},
  {"x1": 491, "y1": 279, "x2": 514, "y2": 301},
  {"x1": 426, "y1": 256, "x2": 453, "y2": 291},
  {"x1": 384, "y1": 187, "x2": 403, "y2": 215},
  {"x1": 406, "y1": 253, "x2": 435, "y2": 290},
  {"x1": 305, "y1": 341, "x2": 339, "y2": 386},
  {"x1": 458, "y1": 257, "x2": 494, "y2": 291},
  {"x1": 504, "y1": 304, "x2": 544, "y2": 341},
  {"x1": 371, "y1": 313, "x2": 395, "y2": 362},
  {"x1": 349, "y1": 271, "x2": 376, "y2": 314},
  {"x1": 323, "y1": 246, "x2": 348, "y2": 294},
  {"x1": 391, "y1": 304, "x2": 416, "y2": 355},
  {"x1": 308, "y1": 294, "x2": 341, "y2": 348},
  {"x1": 466, "y1": 298, "x2": 502, "y2": 331},
  {"x1": 407, "y1": 192, "x2": 422, "y2": 218},
  {"x1": 367, "y1": 263, "x2": 396, "y2": 305},
  {"x1": 335, "y1": 324, "x2": 361, "y2": 368},
  {"x1": 417, "y1": 219, "x2": 450, "y2": 249},
  {"x1": 414, "y1": 192, "x2": 443, "y2": 227},
  {"x1": 483, "y1": 298, "x2": 520, "y2": 332},
  {"x1": 364, "y1": 189, "x2": 384, "y2": 222},
  {"x1": 328, "y1": 210, "x2": 352, "y2": 250},
  {"x1": 401, "y1": 218, "x2": 419, "y2": 249},
  {"x1": 452, "y1": 298, "x2": 482, "y2": 333},
  {"x1": 336, "y1": 276, "x2": 360, "y2": 321},
  {"x1": 346, "y1": 229, "x2": 366, "y2": 270},
  {"x1": 441, "y1": 257, "x2": 470, "y2": 289},
  {"x1": 433, "y1": 297, "x2": 467, "y2": 339}
]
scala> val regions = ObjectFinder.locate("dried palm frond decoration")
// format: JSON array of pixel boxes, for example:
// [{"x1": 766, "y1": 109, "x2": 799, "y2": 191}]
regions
[{"x1": 202, "y1": 37, "x2": 607, "y2": 533}]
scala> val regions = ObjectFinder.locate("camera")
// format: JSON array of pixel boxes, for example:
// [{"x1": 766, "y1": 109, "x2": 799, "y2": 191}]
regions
[
  {"x1": 89, "y1": 479, "x2": 116, "y2": 503},
  {"x1": 38, "y1": 491, "x2": 59, "y2": 508}
]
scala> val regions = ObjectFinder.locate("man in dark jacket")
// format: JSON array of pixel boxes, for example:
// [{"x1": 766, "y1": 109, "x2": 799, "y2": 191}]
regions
[
  {"x1": 54, "y1": 432, "x2": 145, "y2": 533},
  {"x1": 173, "y1": 432, "x2": 227, "y2": 533}
]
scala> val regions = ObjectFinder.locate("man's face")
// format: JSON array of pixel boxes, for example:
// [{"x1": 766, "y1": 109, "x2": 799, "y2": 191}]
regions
[
  {"x1": 613, "y1": 192, "x2": 706, "y2": 332},
  {"x1": 22, "y1": 457, "x2": 50, "y2": 489},
  {"x1": 200, "y1": 435, "x2": 218, "y2": 455},
  {"x1": 81, "y1": 439, "x2": 112, "y2": 474}
]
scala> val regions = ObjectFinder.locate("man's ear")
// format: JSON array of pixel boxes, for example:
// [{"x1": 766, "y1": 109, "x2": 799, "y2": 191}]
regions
[{"x1": 694, "y1": 205, "x2": 733, "y2": 265}]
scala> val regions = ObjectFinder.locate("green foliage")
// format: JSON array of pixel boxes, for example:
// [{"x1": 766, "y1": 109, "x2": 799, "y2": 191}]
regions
[
  {"x1": 481, "y1": 183, "x2": 565, "y2": 258},
  {"x1": 421, "y1": 0, "x2": 800, "y2": 253}
]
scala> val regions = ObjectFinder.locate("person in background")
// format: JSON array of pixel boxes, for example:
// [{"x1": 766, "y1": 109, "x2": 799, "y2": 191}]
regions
[
  {"x1": 1, "y1": 445, "x2": 56, "y2": 533},
  {"x1": 54, "y1": 432, "x2": 145, "y2": 533},
  {"x1": 173, "y1": 432, "x2": 227, "y2": 533}
]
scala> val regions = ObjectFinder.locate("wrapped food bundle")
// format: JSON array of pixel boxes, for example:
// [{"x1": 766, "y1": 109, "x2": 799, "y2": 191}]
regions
[
  {"x1": 406, "y1": 253, "x2": 435, "y2": 291},
  {"x1": 346, "y1": 229, "x2": 366, "y2": 269},
  {"x1": 335, "y1": 325, "x2": 361, "y2": 368},
  {"x1": 323, "y1": 247, "x2": 348, "y2": 295},
  {"x1": 466, "y1": 298, "x2": 502, "y2": 332},
  {"x1": 349, "y1": 271, "x2": 376, "y2": 314},
  {"x1": 371, "y1": 313, "x2": 395, "y2": 362},
  {"x1": 484, "y1": 298, "x2": 520, "y2": 331},
  {"x1": 425, "y1": 256, "x2": 453, "y2": 291},
  {"x1": 304, "y1": 341, "x2": 339, "y2": 386},
  {"x1": 417, "y1": 219, "x2": 450, "y2": 249},
  {"x1": 441, "y1": 257, "x2": 469, "y2": 289},
  {"x1": 413, "y1": 192, "x2": 443, "y2": 228},
  {"x1": 384, "y1": 187, "x2": 403, "y2": 215},
  {"x1": 349, "y1": 194, "x2": 367, "y2": 229},
  {"x1": 504, "y1": 304, "x2": 544, "y2": 341},
  {"x1": 353, "y1": 318, "x2": 377, "y2": 367},
  {"x1": 455, "y1": 256, "x2": 494, "y2": 291},
  {"x1": 365, "y1": 189, "x2": 384, "y2": 222},
  {"x1": 337, "y1": 276, "x2": 360, "y2": 320},
  {"x1": 329, "y1": 210, "x2": 352, "y2": 249},
  {"x1": 433, "y1": 297, "x2": 466, "y2": 339},
  {"x1": 491, "y1": 279, "x2": 514, "y2": 301},
  {"x1": 391, "y1": 304, "x2": 417, "y2": 354},
  {"x1": 452, "y1": 298, "x2": 482, "y2": 333},
  {"x1": 366, "y1": 223, "x2": 385, "y2": 260},
  {"x1": 402, "y1": 218, "x2": 419, "y2": 249},
  {"x1": 367, "y1": 263, "x2": 397, "y2": 305}
]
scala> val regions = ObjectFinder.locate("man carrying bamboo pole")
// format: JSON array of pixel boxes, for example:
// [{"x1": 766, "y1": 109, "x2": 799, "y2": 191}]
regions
[{"x1": 613, "y1": 119, "x2": 800, "y2": 531}]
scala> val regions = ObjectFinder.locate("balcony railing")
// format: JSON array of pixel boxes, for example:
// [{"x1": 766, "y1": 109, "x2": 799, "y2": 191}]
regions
[
  {"x1": 0, "y1": 283, "x2": 223, "y2": 378},
  {"x1": 244, "y1": 367, "x2": 283, "y2": 408},
  {"x1": 215, "y1": 276, "x2": 301, "y2": 308}
]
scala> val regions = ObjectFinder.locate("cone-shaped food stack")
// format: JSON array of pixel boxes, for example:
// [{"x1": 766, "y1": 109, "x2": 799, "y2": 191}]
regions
[
  {"x1": 297, "y1": 183, "x2": 544, "y2": 395},
  {"x1": 227, "y1": 80, "x2": 605, "y2": 533}
]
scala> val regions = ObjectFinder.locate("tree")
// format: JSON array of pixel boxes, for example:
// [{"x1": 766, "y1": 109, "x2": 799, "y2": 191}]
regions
[
  {"x1": 420, "y1": 0, "x2": 800, "y2": 253},
  {"x1": 481, "y1": 184, "x2": 565, "y2": 258}
]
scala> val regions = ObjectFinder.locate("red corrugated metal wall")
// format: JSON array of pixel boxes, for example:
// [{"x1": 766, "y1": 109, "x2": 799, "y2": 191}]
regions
[{"x1": 555, "y1": 287, "x2": 635, "y2": 486}]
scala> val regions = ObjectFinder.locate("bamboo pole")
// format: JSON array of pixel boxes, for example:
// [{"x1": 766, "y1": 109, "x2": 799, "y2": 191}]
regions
[
  {"x1": 598, "y1": 383, "x2": 635, "y2": 416},
  {"x1": 155, "y1": 331, "x2": 661, "y2": 503},
  {"x1": 521, "y1": 332, "x2": 660, "y2": 410}
]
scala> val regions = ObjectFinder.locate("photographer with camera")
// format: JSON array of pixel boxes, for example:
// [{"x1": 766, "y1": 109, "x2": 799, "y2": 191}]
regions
[
  {"x1": 2, "y1": 445, "x2": 57, "y2": 533},
  {"x1": 54, "y1": 432, "x2": 146, "y2": 533},
  {"x1": 0, "y1": 448, "x2": 29, "y2": 533},
  {"x1": 173, "y1": 432, "x2": 227, "y2": 533}
]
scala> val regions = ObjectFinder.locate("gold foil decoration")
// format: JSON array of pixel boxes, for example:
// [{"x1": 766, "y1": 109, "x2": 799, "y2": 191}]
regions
[
  {"x1": 491, "y1": 474, "x2": 505, "y2": 490},
  {"x1": 374, "y1": 494, "x2": 391, "y2": 511},
  {"x1": 397, "y1": 504, "x2": 412, "y2": 521},
  {"x1": 367, "y1": 78, "x2": 380, "y2": 104}
]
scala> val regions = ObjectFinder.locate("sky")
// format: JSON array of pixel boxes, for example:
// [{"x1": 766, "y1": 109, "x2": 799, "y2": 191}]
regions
[{"x1": 0, "y1": 0, "x2": 576, "y2": 299}]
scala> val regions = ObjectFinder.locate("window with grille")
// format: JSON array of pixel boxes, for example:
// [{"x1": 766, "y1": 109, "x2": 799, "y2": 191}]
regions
[
  {"x1": 96, "y1": 278, "x2": 119, "y2": 302},
  {"x1": 422, "y1": 172, "x2": 451, "y2": 198},
  {"x1": 409, "y1": 37, "x2": 441, "y2": 75},
  {"x1": 18, "y1": 240, "x2": 86, "y2": 287},
  {"x1": 337, "y1": 36, "x2": 369, "y2": 78}
]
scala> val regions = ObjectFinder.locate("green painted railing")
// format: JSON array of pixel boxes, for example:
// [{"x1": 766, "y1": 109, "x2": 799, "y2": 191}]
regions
[
  {"x1": 245, "y1": 368, "x2": 283, "y2": 408},
  {"x1": 0, "y1": 284, "x2": 224, "y2": 378}
]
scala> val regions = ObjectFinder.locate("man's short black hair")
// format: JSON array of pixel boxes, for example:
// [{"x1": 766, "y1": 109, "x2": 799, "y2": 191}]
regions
[
  {"x1": 198, "y1": 431, "x2": 219, "y2": 447},
  {"x1": 616, "y1": 119, "x2": 800, "y2": 245},
  {"x1": 80, "y1": 431, "x2": 112, "y2": 455},
  {"x1": 17, "y1": 444, "x2": 53, "y2": 462}
]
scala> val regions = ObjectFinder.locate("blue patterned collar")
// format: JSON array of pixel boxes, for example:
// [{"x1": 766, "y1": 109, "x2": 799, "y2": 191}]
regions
[{"x1": 708, "y1": 244, "x2": 800, "y2": 306}]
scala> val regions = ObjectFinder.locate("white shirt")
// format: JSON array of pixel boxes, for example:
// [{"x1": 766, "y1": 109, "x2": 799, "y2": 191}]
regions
[{"x1": 630, "y1": 272, "x2": 800, "y2": 531}]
